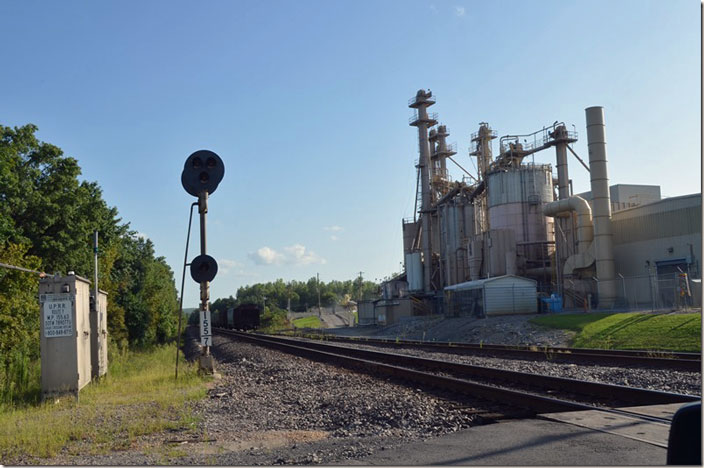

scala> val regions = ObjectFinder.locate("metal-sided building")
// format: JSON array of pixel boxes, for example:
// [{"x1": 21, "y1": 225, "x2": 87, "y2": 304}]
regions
[
  {"x1": 610, "y1": 193, "x2": 702, "y2": 308},
  {"x1": 444, "y1": 275, "x2": 537, "y2": 317}
]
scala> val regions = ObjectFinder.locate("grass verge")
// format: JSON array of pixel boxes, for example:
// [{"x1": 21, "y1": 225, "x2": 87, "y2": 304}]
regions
[
  {"x1": 530, "y1": 312, "x2": 701, "y2": 352},
  {"x1": 292, "y1": 315, "x2": 322, "y2": 329},
  {"x1": 0, "y1": 345, "x2": 207, "y2": 462}
]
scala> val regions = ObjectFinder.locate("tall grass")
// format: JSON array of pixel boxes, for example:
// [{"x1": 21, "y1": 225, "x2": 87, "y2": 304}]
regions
[
  {"x1": 0, "y1": 344, "x2": 207, "y2": 462},
  {"x1": 0, "y1": 345, "x2": 41, "y2": 408}
]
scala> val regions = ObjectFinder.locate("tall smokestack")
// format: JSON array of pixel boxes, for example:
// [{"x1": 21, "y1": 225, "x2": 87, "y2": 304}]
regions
[{"x1": 585, "y1": 106, "x2": 617, "y2": 308}]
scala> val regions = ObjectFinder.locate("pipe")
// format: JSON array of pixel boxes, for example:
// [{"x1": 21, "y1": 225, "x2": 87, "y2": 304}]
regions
[
  {"x1": 524, "y1": 266, "x2": 553, "y2": 278},
  {"x1": 175, "y1": 201, "x2": 198, "y2": 379},
  {"x1": 543, "y1": 196, "x2": 593, "y2": 254},
  {"x1": 555, "y1": 142, "x2": 570, "y2": 200},
  {"x1": 566, "y1": 144, "x2": 590, "y2": 172},
  {"x1": 543, "y1": 196, "x2": 595, "y2": 276},
  {"x1": 436, "y1": 186, "x2": 461, "y2": 206},
  {"x1": 585, "y1": 106, "x2": 617, "y2": 308},
  {"x1": 0, "y1": 261, "x2": 46, "y2": 277}
]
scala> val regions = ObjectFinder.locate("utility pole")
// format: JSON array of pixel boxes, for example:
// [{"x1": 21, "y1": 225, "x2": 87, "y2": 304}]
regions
[
  {"x1": 317, "y1": 273, "x2": 321, "y2": 317},
  {"x1": 358, "y1": 271, "x2": 364, "y2": 301}
]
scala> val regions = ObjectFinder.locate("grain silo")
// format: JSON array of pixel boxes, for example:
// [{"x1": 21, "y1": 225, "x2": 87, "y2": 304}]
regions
[{"x1": 486, "y1": 164, "x2": 555, "y2": 276}]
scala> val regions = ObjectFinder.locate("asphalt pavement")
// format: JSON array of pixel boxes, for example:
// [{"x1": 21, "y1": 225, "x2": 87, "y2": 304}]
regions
[{"x1": 342, "y1": 418, "x2": 666, "y2": 465}]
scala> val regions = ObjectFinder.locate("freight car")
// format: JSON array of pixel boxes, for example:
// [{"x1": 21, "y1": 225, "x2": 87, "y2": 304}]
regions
[
  {"x1": 211, "y1": 308, "x2": 228, "y2": 328},
  {"x1": 226, "y1": 303, "x2": 261, "y2": 330}
]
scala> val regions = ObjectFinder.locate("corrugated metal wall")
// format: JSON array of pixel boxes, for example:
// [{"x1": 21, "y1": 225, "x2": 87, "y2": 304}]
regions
[
  {"x1": 357, "y1": 301, "x2": 376, "y2": 325},
  {"x1": 486, "y1": 165, "x2": 553, "y2": 207},
  {"x1": 484, "y1": 279, "x2": 537, "y2": 315},
  {"x1": 444, "y1": 276, "x2": 537, "y2": 317},
  {"x1": 612, "y1": 206, "x2": 701, "y2": 244}
]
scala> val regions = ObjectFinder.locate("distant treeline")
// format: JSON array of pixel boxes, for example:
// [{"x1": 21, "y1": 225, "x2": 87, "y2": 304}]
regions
[
  {"x1": 209, "y1": 278, "x2": 380, "y2": 331},
  {"x1": 0, "y1": 124, "x2": 179, "y2": 394},
  {"x1": 212, "y1": 278, "x2": 380, "y2": 315}
]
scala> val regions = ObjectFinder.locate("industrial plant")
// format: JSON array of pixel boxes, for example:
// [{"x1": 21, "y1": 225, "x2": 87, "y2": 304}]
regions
[{"x1": 358, "y1": 90, "x2": 702, "y2": 325}]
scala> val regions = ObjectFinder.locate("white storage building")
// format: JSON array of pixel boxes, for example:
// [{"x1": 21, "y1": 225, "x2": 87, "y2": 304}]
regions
[{"x1": 444, "y1": 275, "x2": 537, "y2": 317}]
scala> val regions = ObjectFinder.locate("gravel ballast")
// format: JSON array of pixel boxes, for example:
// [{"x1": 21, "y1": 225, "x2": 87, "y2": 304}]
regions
[
  {"x1": 36, "y1": 318, "x2": 700, "y2": 465},
  {"x1": 182, "y1": 332, "x2": 485, "y2": 465},
  {"x1": 309, "y1": 339, "x2": 702, "y2": 396}
]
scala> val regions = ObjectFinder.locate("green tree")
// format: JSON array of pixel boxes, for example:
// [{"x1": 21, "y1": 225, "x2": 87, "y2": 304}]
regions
[
  {"x1": 0, "y1": 123, "x2": 179, "y2": 353},
  {"x1": 0, "y1": 243, "x2": 41, "y2": 402}
]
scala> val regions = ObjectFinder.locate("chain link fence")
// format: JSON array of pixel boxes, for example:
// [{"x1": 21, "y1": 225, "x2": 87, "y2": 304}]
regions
[{"x1": 560, "y1": 272, "x2": 701, "y2": 312}]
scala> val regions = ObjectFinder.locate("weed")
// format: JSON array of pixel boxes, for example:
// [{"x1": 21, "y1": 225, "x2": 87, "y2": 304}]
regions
[
  {"x1": 0, "y1": 345, "x2": 207, "y2": 462},
  {"x1": 543, "y1": 345, "x2": 555, "y2": 361}
]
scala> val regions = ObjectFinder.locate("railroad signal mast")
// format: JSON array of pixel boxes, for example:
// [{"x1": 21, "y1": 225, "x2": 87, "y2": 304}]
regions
[{"x1": 181, "y1": 150, "x2": 225, "y2": 373}]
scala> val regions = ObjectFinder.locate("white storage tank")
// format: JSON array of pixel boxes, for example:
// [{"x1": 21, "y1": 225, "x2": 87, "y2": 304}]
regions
[
  {"x1": 405, "y1": 252, "x2": 423, "y2": 291},
  {"x1": 402, "y1": 220, "x2": 420, "y2": 254},
  {"x1": 487, "y1": 164, "x2": 554, "y2": 264},
  {"x1": 438, "y1": 200, "x2": 476, "y2": 285},
  {"x1": 39, "y1": 274, "x2": 93, "y2": 399}
]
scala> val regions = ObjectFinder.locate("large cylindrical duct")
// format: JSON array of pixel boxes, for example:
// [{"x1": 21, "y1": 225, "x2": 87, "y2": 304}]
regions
[
  {"x1": 543, "y1": 196, "x2": 593, "y2": 254},
  {"x1": 585, "y1": 106, "x2": 617, "y2": 307}
]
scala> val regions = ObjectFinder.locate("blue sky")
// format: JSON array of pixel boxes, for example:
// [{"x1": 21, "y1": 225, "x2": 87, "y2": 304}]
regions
[{"x1": 1, "y1": 0, "x2": 700, "y2": 306}]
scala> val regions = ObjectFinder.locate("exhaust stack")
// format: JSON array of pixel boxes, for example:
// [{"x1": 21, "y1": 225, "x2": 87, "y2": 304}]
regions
[{"x1": 585, "y1": 106, "x2": 617, "y2": 308}]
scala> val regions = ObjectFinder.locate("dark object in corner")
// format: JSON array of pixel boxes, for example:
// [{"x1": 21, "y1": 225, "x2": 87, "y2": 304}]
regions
[{"x1": 667, "y1": 401, "x2": 701, "y2": 465}]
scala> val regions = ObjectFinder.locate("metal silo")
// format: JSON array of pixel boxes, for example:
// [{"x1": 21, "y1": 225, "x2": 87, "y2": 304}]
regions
[{"x1": 487, "y1": 164, "x2": 554, "y2": 270}]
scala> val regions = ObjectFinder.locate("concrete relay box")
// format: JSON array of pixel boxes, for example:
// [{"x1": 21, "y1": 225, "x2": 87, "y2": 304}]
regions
[
  {"x1": 39, "y1": 274, "x2": 92, "y2": 398},
  {"x1": 90, "y1": 288, "x2": 108, "y2": 379}
]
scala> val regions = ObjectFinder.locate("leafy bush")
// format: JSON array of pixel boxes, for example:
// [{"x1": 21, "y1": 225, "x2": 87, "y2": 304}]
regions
[{"x1": 259, "y1": 306, "x2": 289, "y2": 332}]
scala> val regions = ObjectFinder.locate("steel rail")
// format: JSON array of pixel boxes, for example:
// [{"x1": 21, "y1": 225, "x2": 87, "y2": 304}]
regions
[
  {"x1": 291, "y1": 333, "x2": 701, "y2": 371},
  {"x1": 217, "y1": 329, "x2": 598, "y2": 414},
  {"x1": 259, "y1": 332, "x2": 698, "y2": 406},
  {"x1": 215, "y1": 329, "x2": 699, "y2": 414}
]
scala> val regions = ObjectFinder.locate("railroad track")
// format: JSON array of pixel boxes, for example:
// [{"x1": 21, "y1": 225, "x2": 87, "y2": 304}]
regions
[
  {"x1": 214, "y1": 328, "x2": 698, "y2": 416},
  {"x1": 287, "y1": 332, "x2": 701, "y2": 371}
]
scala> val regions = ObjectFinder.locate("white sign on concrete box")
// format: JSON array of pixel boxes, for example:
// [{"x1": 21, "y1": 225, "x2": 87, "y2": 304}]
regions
[{"x1": 42, "y1": 294, "x2": 73, "y2": 338}]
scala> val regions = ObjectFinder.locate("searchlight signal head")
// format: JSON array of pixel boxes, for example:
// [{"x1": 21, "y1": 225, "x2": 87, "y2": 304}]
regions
[{"x1": 181, "y1": 150, "x2": 224, "y2": 197}]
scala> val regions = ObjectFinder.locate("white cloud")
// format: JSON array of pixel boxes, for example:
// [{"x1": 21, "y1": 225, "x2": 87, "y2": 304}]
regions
[
  {"x1": 248, "y1": 244, "x2": 326, "y2": 266},
  {"x1": 133, "y1": 231, "x2": 149, "y2": 240},
  {"x1": 454, "y1": 6, "x2": 465, "y2": 16},
  {"x1": 330, "y1": 235, "x2": 338, "y2": 241},
  {"x1": 283, "y1": 244, "x2": 326, "y2": 265},
  {"x1": 323, "y1": 225, "x2": 344, "y2": 232},
  {"x1": 248, "y1": 246, "x2": 284, "y2": 265},
  {"x1": 231, "y1": 270, "x2": 260, "y2": 278},
  {"x1": 219, "y1": 259, "x2": 243, "y2": 274}
]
